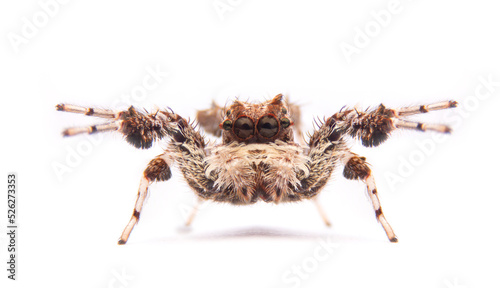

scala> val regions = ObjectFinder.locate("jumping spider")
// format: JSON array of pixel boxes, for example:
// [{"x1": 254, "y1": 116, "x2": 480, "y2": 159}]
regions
[{"x1": 56, "y1": 94, "x2": 457, "y2": 244}]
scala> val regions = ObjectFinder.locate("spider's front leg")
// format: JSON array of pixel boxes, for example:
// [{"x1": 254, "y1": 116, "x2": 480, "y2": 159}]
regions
[
  {"x1": 333, "y1": 100, "x2": 458, "y2": 147},
  {"x1": 301, "y1": 99, "x2": 457, "y2": 242},
  {"x1": 57, "y1": 103, "x2": 208, "y2": 244},
  {"x1": 320, "y1": 100, "x2": 457, "y2": 242},
  {"x1": 56, "y1": 103, "x2": 170, "y2": 149}
]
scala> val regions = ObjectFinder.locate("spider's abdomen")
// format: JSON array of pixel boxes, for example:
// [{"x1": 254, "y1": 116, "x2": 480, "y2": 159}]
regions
[{"x1": 204, "y1": 142, "x2": 310, "y2": 204}]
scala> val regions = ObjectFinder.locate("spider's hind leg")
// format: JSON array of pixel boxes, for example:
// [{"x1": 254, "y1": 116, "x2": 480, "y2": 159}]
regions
[
  {"x1": 287, "y1": 99, "x2": 306, "y2": 146},
  {"x1": 184, "y1": 197, "x2": 204, "y2": 227},
  {"x1": 312, "y1": 197, "x2": 332, "y2": 227},
  {"x1": 343, "y1": 154, "x2": 398, "y2": 242},
  {"x1": 196, "y1": 101, "x2": 224, "y2": 137}
]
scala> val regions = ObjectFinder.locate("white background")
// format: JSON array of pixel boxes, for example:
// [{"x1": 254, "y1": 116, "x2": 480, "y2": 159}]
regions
[{"x1": 1, "y1": 0, "x2": 499, "y2": 287}]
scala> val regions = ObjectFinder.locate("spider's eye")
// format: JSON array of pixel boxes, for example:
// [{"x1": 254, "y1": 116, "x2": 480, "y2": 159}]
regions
[
  {"x1": 281, "y1": 107, "x2": 287, "y2": 114},
  {"x1": 226, "y1": 110, "x2": 231, "y2": 116},
  {"x1": 280, "y1": 117, "x2": 291, "y2": 128},
  {"x1": 222, "y1": 120, "x2": 232, "y2": 131},
  {"x1": 257, "y1": 115, "x2": 279, "y2": 138},
  {"x1": 234, "y1": 117, "x2": 254, "y2": 139}
]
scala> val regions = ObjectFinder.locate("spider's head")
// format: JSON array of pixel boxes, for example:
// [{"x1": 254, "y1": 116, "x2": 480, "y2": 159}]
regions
[{"x1": 219, "y1": 94, "x2": 294, "y2": 144}]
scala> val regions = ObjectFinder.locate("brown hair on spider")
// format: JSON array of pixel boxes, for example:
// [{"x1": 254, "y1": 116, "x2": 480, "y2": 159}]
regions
[{"x1": 219, "y1": 94, "x2": 294, "y2": 144}]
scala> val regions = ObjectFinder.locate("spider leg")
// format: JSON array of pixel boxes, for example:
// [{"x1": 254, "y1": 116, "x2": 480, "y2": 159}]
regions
[
  {"x1": 395, "y1": 100, "x2": 458, "y2": 117},
  {"x1": 184, "y1": 197, "x2": 204, "y2": 227},
  {"x1": 332, "y1": 100, "x2": 458, "y2": 147},
  {"x1": 57, "y1": 104, "x2": 171, "y2": 149},
  {"x1": 288, "y1": 103, "x2": 307, "y2": 147},
  {"x1": 118, "y1": 175, "x2": 149, "y2": 245},
  {"x1": 311, "y1": 197, "x2": 332, "y2": 227},
  {"x1": 118, "y1": 154, "x2": 173, "y2": 245},
  {"x1": 343, "y1": 154, "x2": 398, "y2": 242},
  {"x1": 392, "y1": 119, "x2": 452, "y2": 133},
  {"x1": 56, "y1": 103, "x2": 122, "y2": 136},
  {"x1": 62, "y1": 122, "x2": 121, "y2": 136},
  {"x1": 196, "y1": 101, "x2": 224, "y2": 137},
  {"x1": 56, "y1": 103, "x2": 119, "y2": 119},
  {"x1": 58, "y1": 101, "x2": 213, "y2": 243}
]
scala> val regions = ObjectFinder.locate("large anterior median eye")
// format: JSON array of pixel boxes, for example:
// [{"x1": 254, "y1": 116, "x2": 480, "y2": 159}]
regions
[
  {"x1": 234, "y1": 116, "x2": 254, "y2": 139},
  {"x1": 257, "y1": 115, "x2": 279, "y2": 138}
]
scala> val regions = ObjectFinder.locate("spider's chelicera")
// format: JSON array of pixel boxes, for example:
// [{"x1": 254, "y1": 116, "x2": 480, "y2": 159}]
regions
[{"x1": 56, "y1": 94, "x2": 458, "y2": 244}]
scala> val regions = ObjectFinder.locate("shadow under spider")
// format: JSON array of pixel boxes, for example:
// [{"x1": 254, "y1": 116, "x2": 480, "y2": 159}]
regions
[{"x1": 136, "y1": 226, "x2": 381, "y2": 244}]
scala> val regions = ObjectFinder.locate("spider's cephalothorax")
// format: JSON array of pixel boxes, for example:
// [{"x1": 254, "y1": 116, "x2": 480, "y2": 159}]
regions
[
  {"x1": 56, "y1": 94, "x2": 458, "y2": 244},
  {"x1": 219, "y1": 95, "x2": 295, "y2": 144}
]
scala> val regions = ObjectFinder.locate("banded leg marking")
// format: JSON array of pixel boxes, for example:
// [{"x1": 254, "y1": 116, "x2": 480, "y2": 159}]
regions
[
  {"x1": 118, "y1": 176, "x2": 151, "y2": 245},
  {"x1": 56, "y1": 103, "x2": 119, "y2": 118},
  {"x1": 395, "y1": 100, "x2": 458, "y2": 117},
  {"x1": 118, "y1": 154, "x2": 172, "y2": 245},
  {"x1": 393, "y1": 119, "x2": 452, "y2": 133},
  {"x1": 364, "y1": 176, "x2": 398, "y2": 243},
  {"x1": 343, "y1": 155, "x2": 398, "y2": 242},
  {"x1": 62, "y1": 121, "x2": 122, "y2": 136}
]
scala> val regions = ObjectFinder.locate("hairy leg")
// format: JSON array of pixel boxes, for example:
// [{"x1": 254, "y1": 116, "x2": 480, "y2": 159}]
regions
[
  {"x1": 343, "y1": 154, "x2": 397, "y2": 242},
  {"x1": 56, "y1": 104, "x2": 173, "y2": 149},
  {"x1": 285, "y1": 99, "x2": 456, "y2": 240},
  {"x1": 118, "y1": 154, "x2": 173, "y2": 244},
  {"x1": 332, "y1": 100, "x2": 458, "y2": 147},
  {"x1": 58, "y1": 103, "x2": 211, "y2": 243}
]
